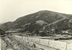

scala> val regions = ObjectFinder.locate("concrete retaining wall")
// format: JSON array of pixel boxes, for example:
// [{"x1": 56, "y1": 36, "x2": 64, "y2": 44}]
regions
[
  {"x1": 48, "y1": 40, "x2": 66, "y2": 50},
  {"x1": 67, "y1": 43, "x2": 72, "y2": 50},
  {"x1": 39, "y1": 39, "x2": 49, "y2": 46}
]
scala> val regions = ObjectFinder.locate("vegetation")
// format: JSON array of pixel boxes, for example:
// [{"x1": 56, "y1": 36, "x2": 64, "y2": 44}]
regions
[{"x1": 0, "y1": 29, "x2": 6, "y2": 36}]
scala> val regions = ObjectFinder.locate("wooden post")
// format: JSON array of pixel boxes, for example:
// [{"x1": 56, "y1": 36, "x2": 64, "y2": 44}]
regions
[{"x1": 65, "y1": 43, "x2": 67, "y2": 50}]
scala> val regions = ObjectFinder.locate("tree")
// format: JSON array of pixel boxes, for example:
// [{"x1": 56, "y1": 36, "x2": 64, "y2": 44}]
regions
[{"x1": 0, "y1": 29, "x2": 6, "y2": 36}]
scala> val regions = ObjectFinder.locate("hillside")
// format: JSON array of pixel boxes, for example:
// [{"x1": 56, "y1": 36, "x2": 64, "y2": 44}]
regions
[
  {"x1": 0, "y1": 10, "x2": 72, "y2": 31},
  {"x1": 0, "y1": 22, "x2": 12, "y2": 31}
]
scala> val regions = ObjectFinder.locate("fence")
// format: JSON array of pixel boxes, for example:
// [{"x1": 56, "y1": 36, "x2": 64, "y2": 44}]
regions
[{"x1": 13, "y1": 35, "x2": 72, "y2": 50}]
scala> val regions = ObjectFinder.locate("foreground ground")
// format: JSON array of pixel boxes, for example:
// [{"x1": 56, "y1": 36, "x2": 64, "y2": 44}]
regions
[{"x1": 1, "y1": 34, "x2": 57, "y2": 50}]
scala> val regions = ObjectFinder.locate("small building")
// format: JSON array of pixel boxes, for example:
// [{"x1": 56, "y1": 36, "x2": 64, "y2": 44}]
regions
[{"x1": 61, "y1": 30, "x2": 69, "y2": 34}]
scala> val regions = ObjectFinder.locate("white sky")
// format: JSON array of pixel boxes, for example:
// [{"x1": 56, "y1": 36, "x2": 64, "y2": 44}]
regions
[{"x1": 0, "y1": 0, "x2": 72, "y2": 23}]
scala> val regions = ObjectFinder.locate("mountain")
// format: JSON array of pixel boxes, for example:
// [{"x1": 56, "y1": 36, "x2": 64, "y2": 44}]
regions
[{"x1": 0, "y1": 10, "x2": 72, "y2": 31}]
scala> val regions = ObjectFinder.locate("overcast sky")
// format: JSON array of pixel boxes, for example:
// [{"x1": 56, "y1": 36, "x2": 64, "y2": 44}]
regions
[{"x1": 0, "y1": 0, "x2": 72, "y2": 23}]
